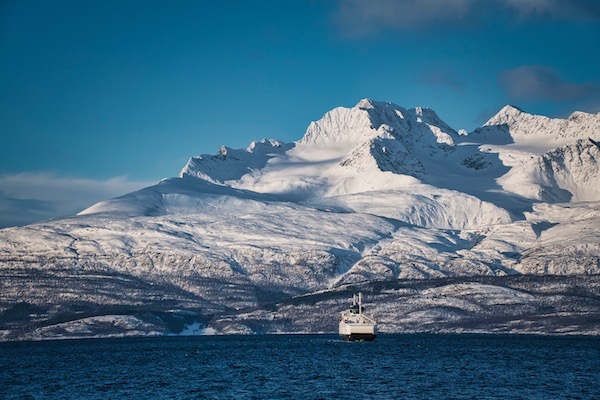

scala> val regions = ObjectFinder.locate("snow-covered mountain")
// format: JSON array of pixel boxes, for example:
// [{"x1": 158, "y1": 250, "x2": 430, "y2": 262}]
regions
[
  {"x1": 473, "y1": 105, "x2": 600, "y2": 147},
  {"x1": 2, "y1": 99, "x2": 600, "y2": 340}
]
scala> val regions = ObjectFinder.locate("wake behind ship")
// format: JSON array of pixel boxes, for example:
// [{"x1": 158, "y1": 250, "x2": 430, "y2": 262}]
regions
[{"x1": 339, "y1": 292, "x2": 377, "y2": 341}]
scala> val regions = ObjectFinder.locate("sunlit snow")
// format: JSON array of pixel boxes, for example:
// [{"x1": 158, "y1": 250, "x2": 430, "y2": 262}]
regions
[{"x1": 2, "y1": 99, "x2": 600, "y2": 340}]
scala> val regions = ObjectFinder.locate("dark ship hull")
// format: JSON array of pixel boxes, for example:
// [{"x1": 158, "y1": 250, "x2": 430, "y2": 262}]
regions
[{"x1": 340, "y1": 333, "x2": 376, "y2": 342}]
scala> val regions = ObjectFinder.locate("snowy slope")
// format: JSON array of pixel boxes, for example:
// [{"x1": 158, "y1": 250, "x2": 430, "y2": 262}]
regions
[
  {"x1": 2, "y1": 98, "x2": 600, "y2": 340},
  {"x1": 498, "y1": 139, "x2": 600, "y2": 202}
]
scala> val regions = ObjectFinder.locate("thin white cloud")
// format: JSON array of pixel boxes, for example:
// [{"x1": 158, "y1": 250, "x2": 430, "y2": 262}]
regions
[
  {"x1": 418, "y1": 67, "x2": 465, "y2": 92},
  {"x1": 498, "y1": 65, "x2": 600, "y2": 102},
  {"x1": 0, "y1": 173, "x2": 152, "y2": 228},
  {"x1": 504, "y1": 0, "x2": 600, "y2": 19},
  {"x1": 334, "y1": 0, "x2": 600, "y2": 36},
  {"x1": 335, "y1": 0, "x2": 477, "y2": 36}
]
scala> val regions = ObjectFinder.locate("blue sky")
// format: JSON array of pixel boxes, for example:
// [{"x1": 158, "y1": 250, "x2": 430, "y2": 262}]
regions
[{"x1": 1, "y1": 0, "x2": 599, "y2": 225}]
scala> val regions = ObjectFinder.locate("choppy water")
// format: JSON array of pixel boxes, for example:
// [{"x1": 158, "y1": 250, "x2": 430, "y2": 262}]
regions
[{"x1": 2, "y1": 334, "x2": 599, "y2": 399}]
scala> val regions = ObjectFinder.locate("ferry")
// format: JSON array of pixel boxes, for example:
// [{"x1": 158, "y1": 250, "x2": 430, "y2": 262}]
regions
[{"x1": 339, "y1": 292, "x2": 376, "y2": 341}]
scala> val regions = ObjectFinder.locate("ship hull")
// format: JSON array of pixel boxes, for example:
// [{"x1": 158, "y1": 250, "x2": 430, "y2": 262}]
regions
[
  {"x1": 339, "y1": 321, "x2": 376, "y2": 341},
  {"x1": 340, "y1": 333, "x2": 376, "y2": 342}
]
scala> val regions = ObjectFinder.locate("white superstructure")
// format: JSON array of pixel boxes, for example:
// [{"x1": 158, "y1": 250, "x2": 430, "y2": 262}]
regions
[{"x1": 339, "y1": 292, "x2": 377, "y2": 341}]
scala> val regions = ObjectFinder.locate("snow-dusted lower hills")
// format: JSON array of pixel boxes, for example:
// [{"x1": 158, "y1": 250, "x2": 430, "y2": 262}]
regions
[
  {"x1": 207, "y1": 275, "x2": 600, "y2": 336},
  {"x1": 2, "y1": 99, "x2": 600, "y2": 340},
  {"x1": 5, "y1": 275, "x2": 600, "y2": 340}
]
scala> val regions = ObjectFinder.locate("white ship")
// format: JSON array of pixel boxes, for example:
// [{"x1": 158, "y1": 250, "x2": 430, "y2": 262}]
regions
[{"x1": 339, "y1": 292, "x2": 377, "y2": 341}]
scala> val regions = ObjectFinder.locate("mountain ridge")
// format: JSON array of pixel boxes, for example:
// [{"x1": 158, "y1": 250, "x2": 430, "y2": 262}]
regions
[{"x1": 2, "y1": 99, "x2": 600, "y2": 340}]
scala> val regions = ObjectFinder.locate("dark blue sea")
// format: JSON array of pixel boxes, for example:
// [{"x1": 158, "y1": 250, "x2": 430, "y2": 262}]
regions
[{"x1": 2, "y1": 334, "x2": 599, "y2": 399}]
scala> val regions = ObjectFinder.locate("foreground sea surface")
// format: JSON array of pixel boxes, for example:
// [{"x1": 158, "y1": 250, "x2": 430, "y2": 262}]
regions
[{"x1": 2, "y1": 334, "x2": 599, "y2": 399}]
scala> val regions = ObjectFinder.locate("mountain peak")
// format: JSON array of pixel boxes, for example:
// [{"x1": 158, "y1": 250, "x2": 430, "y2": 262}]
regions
[
  {"x1": 501, "y1": 104, "x2": 523, "y2": 113},
  {"x1": 484, "y1": 104, "x2": 526, "y2": 126},
  {"x1": 180, "y1": 139, "x2": 293, "y2": 183},
  {"x1": 476, "y1": 104, "x2": 600, "y2": 147},
  {"x1": 298, "y1": 101, "x2": 379, "y2": 146},
  {"x1": 496, "y1": 104, "x2": 524, "y2": 117},
  {"x1": 355, "y1": 98, "x2": 400, "y2": 111},
  {"x1": 356, "y1": 98, "x2": 376, "y2": 109},
  {"x1": 299, "y1": 99, "x2": 455, "y2": 148},
  {"x1": 567, "y1": 110, "x2": 600, "y2": 122}
]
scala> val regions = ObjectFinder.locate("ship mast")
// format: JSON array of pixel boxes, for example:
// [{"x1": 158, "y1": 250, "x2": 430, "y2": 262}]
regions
[{"x1": 358, "y1": 292, "x2": 362, "y2": 314}]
